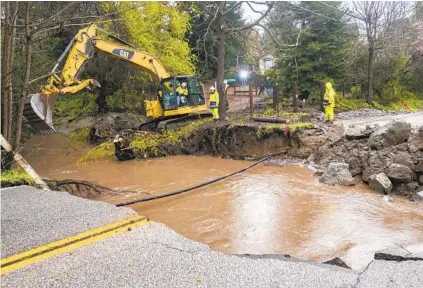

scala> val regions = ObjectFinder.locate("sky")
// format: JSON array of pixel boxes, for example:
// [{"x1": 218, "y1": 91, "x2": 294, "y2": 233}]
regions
[{"x1": 242, "y1": 1, "x2": 268, "y2": 22}]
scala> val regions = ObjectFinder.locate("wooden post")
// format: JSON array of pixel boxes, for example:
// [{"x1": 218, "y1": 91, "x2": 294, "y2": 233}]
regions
[
  {"x1": 249, "y1": 84, "x2": 254, "y2": 116},
  {"x1": 1, "y1": 134, "x2": 49, "y2": 190}
]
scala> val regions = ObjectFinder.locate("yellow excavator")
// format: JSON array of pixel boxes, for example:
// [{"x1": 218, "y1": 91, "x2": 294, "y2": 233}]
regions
[{"x1": 24, "y1": 24, "x2": 209, "y2": 134}]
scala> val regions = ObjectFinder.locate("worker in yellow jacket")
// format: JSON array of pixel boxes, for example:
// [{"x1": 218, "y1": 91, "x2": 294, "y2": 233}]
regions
[
  {"x1": 323, "y1": 82, "x2": 336, "y2": 122},
  {"x1": 209, "y1": 86, "x2": 219, "y2": 120}
]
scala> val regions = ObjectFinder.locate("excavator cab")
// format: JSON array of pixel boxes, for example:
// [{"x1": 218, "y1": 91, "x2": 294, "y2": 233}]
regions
[
  {"x1": 145, "y1": 75, "x2": 207, "y2": 119},
  {"x1": 160, "y1": 76, "x2": 205, "y2": 110}
]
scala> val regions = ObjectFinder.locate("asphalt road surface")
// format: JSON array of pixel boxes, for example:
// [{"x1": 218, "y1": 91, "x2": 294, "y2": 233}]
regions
[{"x1": 1, "y1": 187, "x2": 422, "y2": 288}]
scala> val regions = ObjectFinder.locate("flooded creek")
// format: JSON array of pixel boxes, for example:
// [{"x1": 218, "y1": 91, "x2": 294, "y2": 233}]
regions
[{"x1": 22, "y1": 134, "x2": 423, "y2": 270}]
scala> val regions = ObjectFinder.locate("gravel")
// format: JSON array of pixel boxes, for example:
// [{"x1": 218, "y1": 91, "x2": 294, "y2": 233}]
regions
[
  {"x1": 336, "y1": 108, "x2": 409, "y2": 121},
  {"x1": 1, "y1": 185, "x2": 136, "y2": 257}
]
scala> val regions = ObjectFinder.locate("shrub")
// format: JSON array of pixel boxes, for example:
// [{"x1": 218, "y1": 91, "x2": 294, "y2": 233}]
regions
[
  {"x1": 54, "y1": 92, "x2": 97, "y2": 119},
  {"x1": 1, "y1": 169, "x2": 34, "y2": 187}
]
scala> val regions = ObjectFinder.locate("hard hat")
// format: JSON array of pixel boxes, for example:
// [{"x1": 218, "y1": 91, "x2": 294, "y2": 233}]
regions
[
  {"x1": 223, "y1": 79, "x2": 227, "y2": 84},
  {"x1": 182, "y1": 82, "x2": 187, "y2": 88},
  {"x1": 210, "y1": 86, "x2": 215, "y2": 91},
  {"x1": 113, "y1": 134, "x2": 123, "y2": 143}
]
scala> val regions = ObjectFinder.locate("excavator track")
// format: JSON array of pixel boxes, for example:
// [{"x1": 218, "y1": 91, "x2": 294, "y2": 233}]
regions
[{"x1": 23, "y1": 94, "x2": 56, "y2": 134}]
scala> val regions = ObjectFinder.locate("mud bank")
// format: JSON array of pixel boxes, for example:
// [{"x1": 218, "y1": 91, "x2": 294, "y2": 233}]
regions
[{"x1": 77, "y1": 119, "x2": 320, "y2": 163}]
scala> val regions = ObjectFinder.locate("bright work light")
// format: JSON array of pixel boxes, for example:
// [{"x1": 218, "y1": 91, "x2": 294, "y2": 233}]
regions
[{"x1": 239, "y1": 70, "x2": 249, "y2": 79}]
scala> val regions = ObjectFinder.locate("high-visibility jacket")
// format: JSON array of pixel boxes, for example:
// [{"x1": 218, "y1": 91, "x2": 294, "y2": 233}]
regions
[
  {"x1": 209, "y1": 91, "x2": 219, "y2": 108},
  {"x1": 176, "y1": 86, "x2": 188, "y2": 96},
  {"x1": 324, "y1": 82, "x2": 336, "y2": 108}
]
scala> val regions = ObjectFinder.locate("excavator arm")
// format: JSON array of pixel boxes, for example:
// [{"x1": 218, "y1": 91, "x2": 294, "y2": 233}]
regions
[{"x1": 25, "y1": 24, "x2": 171, "y2": 133}]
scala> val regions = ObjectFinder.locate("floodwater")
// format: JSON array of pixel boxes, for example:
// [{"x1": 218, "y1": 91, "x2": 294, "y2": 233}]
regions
[{"x1": 22, "y1": 134, "x2": 423, "y2": 270}]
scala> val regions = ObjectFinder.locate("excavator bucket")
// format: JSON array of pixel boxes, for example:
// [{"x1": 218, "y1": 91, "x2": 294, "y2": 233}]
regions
[{"x1": 23, "y1": 93, "x2": 56, "y2": 134}]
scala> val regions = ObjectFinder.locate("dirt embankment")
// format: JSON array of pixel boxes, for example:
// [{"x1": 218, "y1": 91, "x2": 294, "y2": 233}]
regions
[{"x1": 77, "y1": 120, "x2": 315, "y2": 163}]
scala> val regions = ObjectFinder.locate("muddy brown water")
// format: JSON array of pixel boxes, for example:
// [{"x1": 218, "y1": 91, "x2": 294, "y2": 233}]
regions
[{"x1": 21, "y1": 134, "x2": 423, "y2": 270}]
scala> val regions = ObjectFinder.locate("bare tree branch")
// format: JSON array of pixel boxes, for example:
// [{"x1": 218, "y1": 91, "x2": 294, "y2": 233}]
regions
[{"x1": 226, "y1": 2, "x2": 273, "y2": 32}]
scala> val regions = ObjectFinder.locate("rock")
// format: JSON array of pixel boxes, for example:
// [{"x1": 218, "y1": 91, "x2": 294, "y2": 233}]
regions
[
  {"x1": 323, "y1": 258, "x2": 351, "y2": 269},
  {"x1": 347, "y1": 157, "x2": 362, "y2": 176},
  {"x1": 90, "y1": 113, "x2": 143, "y2": 143},
  {"x1": 413, "y1": 190, "x2": 423, "y2": 201},
  {"x1": 368, "y1": 120, "x2": 411, "y2": 150},
  {"x1": 419, "y1": 174, "x2": 423, "y2": 185},
  {"x1": 368, "y1": 173, "x2": 393, "y2": 194},
  {"x1": 362, "y1": 151, "x2": 388, "y2": 182},
  {"x1": 416, "y1": 161, "x2": 423, "y2": 172},
  {"x1": 385, "y1": 163, "x2": 413, "y2": 183},
  {"x1": 393, "y1": 152, "x2": 415, "y2": 171},
  {"x1": 319, "y1": 162, "x2": 355, "y2": 186},
  {"x1": 408, "y1": 127, "x2": 423, "y2": 153},
  {"x1": 383, "y1": 195, "x2": 393, "y2": 202},
  {"x1": 346, "y1": 125, "x2": 373, "y2": 140},
  {"x1": 392, "y1": 182, "x2": 420, "y2": 196}
]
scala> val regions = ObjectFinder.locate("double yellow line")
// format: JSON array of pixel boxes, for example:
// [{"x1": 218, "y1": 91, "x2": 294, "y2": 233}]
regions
[{"x1": 1, "y1": 215, "x2": 148, "y2": 275}]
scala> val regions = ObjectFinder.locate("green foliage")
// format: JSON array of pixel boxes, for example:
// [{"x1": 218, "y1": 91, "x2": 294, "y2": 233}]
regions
[
  {"x1": 288, "y1": 122, "x2": 314, "y2": 133},
  {"x1": 77, "y1": 141, "x2": 115, "y2": 163},
  {"x1": 1, "y1": 169, "x2": 34, "y2": 187},
  {"x1": 255, "y1": 122, "x2": 314, "y2": 139},
  {"x1": 351, "y1": 86, "x2": 362, "y2": 98},
  {"x1": 335, "y1": 93, "x2": 423, "y2": 112},
  {"x1": 179, "y1": 2, "x2": 246, "y2": 77},
  {"x1": 335, "y1": 94, "x2": 372, "y2": 112},
  {"x1": 259, "y1": 106, "x2": 309, "y2": 120},
  {"x1": 101, "y1": 2, "x2": 194, "y2": 75},
  {"x1": 54, "y1": 92, "x2": 96, "y2": 119},
  {"x1": 78, "y1": 119, "x2": 212, "y2": 163},
  {"x1": 70, "y1": 128, "x2": 90, "y2": 144},
  {"x1": 269, "y1": 2, "x2": 351, "y2": 95},
  {"x1": 262, "y1": 107, "x2": 276, "y2": 117},
  {"x1": 106, "y1": 89, "x2": 144, "y2": 113}
]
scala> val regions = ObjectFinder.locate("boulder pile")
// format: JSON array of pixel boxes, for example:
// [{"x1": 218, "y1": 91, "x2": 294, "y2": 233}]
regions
[{"x1": 310, "y1": 121, "x2": 423, "y2": 199}]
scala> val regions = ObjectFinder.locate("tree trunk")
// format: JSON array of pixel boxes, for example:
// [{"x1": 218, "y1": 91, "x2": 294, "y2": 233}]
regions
[
  {"x1": 292, "y1": 82, "x2": 298, "y2": 113},
  {"x1": 7, "y1": 2, "x2": 19, "y2": 140},
  {"x1": 1, "y1": 2, "x2": 11, "y2": 140},
  {"x1": 367, "y1": 43, "x2": 374, "y2": 104},
  {"x1": 14, "y1": 3, "x2": 32, "y2": 149},
  {"x1": 217, "y1": 1, "x2": 227, "y2": 120}
]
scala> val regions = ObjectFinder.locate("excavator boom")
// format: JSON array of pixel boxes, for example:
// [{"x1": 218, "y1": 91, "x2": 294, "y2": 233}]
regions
[{"x1": 24, "y1": 24, "x2": 203, "y2": 134}]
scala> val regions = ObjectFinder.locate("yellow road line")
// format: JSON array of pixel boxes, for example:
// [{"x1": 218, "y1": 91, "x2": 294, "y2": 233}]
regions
[{"x1": 1, "y1": 215, "x2": 148, "y2": 275}]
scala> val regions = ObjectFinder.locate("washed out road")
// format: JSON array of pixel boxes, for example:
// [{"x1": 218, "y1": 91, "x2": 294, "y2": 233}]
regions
[{"x1": 1, "y1": 186, "x2": 423, "y2": 287}]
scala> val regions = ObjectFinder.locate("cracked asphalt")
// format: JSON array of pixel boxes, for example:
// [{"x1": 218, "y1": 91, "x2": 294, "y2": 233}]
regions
[{"x1": 1, "y1": 186, "x2": 422, "y2": 287}]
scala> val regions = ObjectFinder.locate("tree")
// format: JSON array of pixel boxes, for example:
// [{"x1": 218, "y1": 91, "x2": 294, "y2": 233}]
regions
[
  {"x1": 349, "y1": 2, "x2": 414, "y2": 103},
  {"x1": 101, "y1": 2, "x2": 194, "y2": 75},
  {"x1": 180, "y1": 2, "x2": 246, "y2": 77},
  {"x1": 267, "y1": 2, "x2": 350, "y2": 102}
]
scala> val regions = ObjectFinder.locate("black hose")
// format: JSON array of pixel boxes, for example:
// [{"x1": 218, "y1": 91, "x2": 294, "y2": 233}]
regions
[{"x1": 115, "y1": 153, "x2": 283, "y2": 207}]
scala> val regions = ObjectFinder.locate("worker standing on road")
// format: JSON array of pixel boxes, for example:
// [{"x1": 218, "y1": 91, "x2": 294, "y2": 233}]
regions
[
  {"x1": 209, "y1": 86, "x2": 219, "y2": 120},
  {"x1": 176, "y1": 82, "x2": 189, "y2": 106},
  {"x1": 113, "y1": 135, "x2": 136, "y2": 161},
  {"x1": 323, "y1": 82, "x2": 336, "y2": 123}
]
